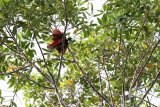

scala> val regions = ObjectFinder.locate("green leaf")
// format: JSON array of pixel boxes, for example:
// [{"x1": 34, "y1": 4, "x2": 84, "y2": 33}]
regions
[
  {"x1": 91, "y1": 3, "x2": 93, "y2": 14},
  {"x1": 11, "y1": 100, "x2": 17, "y2": 107},
  {"x1": 97, "y1": 18, "x2": 102, "y2": 24}
]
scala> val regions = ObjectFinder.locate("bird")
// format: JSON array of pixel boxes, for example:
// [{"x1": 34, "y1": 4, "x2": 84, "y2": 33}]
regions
[{"x1": 47, "y1": 29, "x2": 69, "y2": 55}]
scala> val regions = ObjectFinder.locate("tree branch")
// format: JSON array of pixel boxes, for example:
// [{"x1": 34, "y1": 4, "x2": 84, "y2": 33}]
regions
[
  {"x1": 56, "y1": 0, "x2": 69, "y2": 85},
  {"x1": 68, "y1": 47, "x2": 113, "y2": 107},
  {"x1": 130, "y1": 39, "x2": 160, "y2": 89},
  {"x1": 5, "y1": 26, "x2": 53, "y2": 84},
  {"x1": 32, "y1": 29, "x2": 66, "y2": 106},
  {"x1": 4, "y1": 25, "x2": 66, "y2": 106},
  {"x1": 121, "y1": 20, "x2": 146, "y2": 107},
  {"x1": 136, "y1": 70, "x2": 160, "y2": 107}
]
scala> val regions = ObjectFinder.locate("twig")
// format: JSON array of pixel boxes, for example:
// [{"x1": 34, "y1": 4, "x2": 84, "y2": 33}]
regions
[
  {"x1": 129, "y1": 53, "x2": 146, "y2": 106},
  {"x1": 12, "y1": 73, "x2": 20, "y2": 106},
  {"x1": 130, "y1": 95, "x2": 158, "y2": 107},
  {"x1": 130, "y1": 39, "x2": 160, "y2": 89},
  {"x1": 4, "y1": 26, "x2": 67, "y2": 106},
  {"x1": 32, "y1": 30, "x2": 66, "y2": 106},
  {"x1": 12, "y1": 89, "x2": 17, "y2": 103},
  {"x1": 0, "y1": 41, "x2": 24, "y2": 59},
  {"x1": 68, "y1": 47, "x2": 113, "y2": 107},
  {"x1": 121, "y1": 19, "x2": 146, "y2": 107},
  {"x1": 56, "y1": 0, "x2": 69, "y2": 85},
  {"x1": 0, "y1": 60, "x2": 53, "y2": 89},
  {"x1": 35, "y1": 58, "x2": 74, "y2": 63},
  {"x1": 44, "y1": 92, "x2": 55, "y2": 106},
  {"x1": 137, "y1": 89, "x2": 159, "y2": 98},
  {"x1": 130, "y1": 53, "x2": 146, "y2": 89},
  {"x1": 5, "y1": 26, "x2": 53, "y2": 84},
  {"x1": 98, "y1": 66, "x2": 103, "y2": 107},
  {"x1": 0, "y1": 63, "x2": 30, "y2": 75},
  {"x1": 136, "y1": 70, "x2": 160, "y2": 107},
  {"x1": 17, "y1": 72, "x2": 54, "y2": 89},
  {"x1": 115, "y1": 26, "x2": 122, "y2": 69},
  {"x1": 102, "y1": 39, "x2": 114, "y2": 106},
  {"x1": 32, "y1": 31, "x2": 55, "y2": 84},
  {"x1": 145, "y1": 88, "x2": 152, "y2": 107}
]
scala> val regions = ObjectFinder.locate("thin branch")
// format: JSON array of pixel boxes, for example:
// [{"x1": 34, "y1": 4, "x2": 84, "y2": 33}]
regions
[
  {"x1": 0, "y1": 49, "x2": 6, "y2": 57},
  {"x1": 44, "y1": 92, "x2": 55, "y2": 106},
  {"x1": 1, "y1": 39, "x2": 25, "y2": 59},
  {"x1": 137, "y1": 89, "x2": 159, "y2": 98},
  {"x1": 130, "y1": 53, "x2": 146, "y2": 89},
  {"x1": 12, "y1": 89, "x2": 17, "y2": 102},
  {"x1": 32, "y1": 31, "x2": 55, "y2": 84},
  {"x1": 130, "y1": 95, "x2": 158, "y2": 107},
  {"x1": 136, "y1": 70, "x2": 160, "y2": 107},
  {"x1": 68, "y1": 47, "x2": 113, "y2": 107},
  {"x1": 12, "y1": 73, "x2": 21, "y2": 106},
  {"x1": 133, "y1": 82, "x2": 138, "y2": 106},
  {"x1": 5, "y1": 6, "x2": 67, "y2": 106},
  {"x1": 4, "y1": 25, "x2": 64, "y2": 106},
  {"x1": 35, "y1": 58, "x2": 75, "y2": 63},
  {"x1": 5, "y1": 26, "x2": 53, "y2": 84},
  {"x1": 129, "y1": 53, "x2": 147, "y2": 106},
  {"x1": 56, "y1": 0, "x2": 69, "y2": 85},
  {"x1": 0, "y1": 63, "x2": 30, "y2": 75},
  {"x1": 145, "y1": 88, "x2": 152, "y2": 107},
  {"x1": 130, "y1": 39, "x2": 160, "y2": 89},
  {"x1": 32, "y1": 30, "x2": 66, "y2": 106},
  {"x1": 98, "y1": 67, "x2": 103, "y2": 107},
  {"x1": 101, "y1": 39, "x2": 114, "y2": 106},
  {"x1": 0, "y1": 63, "x2": 53, "y2": 89},
  {"x1": 104, "y1": 70, "x2": 114, "y2": 106},
  {"x1": 121, "y1": 18, "x2": 147, "y2": 107},
  {"x1": 17, "y1": 72, "x2": 54, "y2": 89},
  {"x1": 115, "y1": 25, "x2": 122, "y2": 69}
]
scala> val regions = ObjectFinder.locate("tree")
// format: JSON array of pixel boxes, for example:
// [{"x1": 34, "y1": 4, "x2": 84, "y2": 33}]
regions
[{"x1": 0, "y1": 0, "x2": 160, "y2": 107}]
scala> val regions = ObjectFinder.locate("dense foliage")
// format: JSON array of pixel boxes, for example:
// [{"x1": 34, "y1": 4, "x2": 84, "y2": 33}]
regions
[{"x1": 0, "y1": 0, "x2": 160, "y2": 107}]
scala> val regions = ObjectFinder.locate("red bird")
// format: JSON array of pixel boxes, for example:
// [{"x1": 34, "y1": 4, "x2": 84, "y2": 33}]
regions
[{"x1": 47, "y1": 29, "x2": 68, "y2": 55}]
